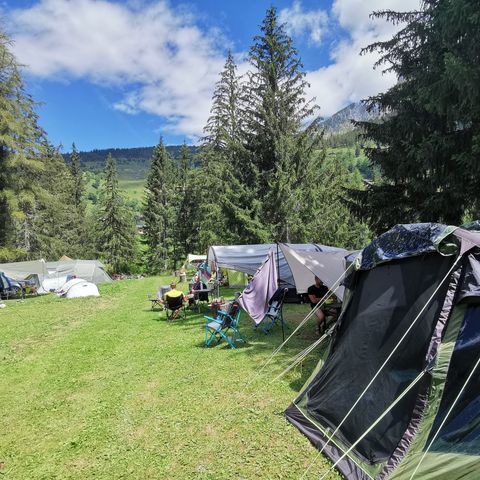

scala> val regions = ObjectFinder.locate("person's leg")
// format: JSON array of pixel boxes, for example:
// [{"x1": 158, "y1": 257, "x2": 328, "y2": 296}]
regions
[{"x1": 315, "y1": 308, "x2": 326, "y2": 334}]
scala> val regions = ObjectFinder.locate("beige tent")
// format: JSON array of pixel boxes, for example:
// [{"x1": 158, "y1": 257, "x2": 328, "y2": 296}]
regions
[{"x1": 279, "y1": 244, "x2": 353, "y2": 300}]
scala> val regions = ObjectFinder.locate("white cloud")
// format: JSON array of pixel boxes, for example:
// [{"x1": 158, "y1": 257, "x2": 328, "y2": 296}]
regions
[
  {"x1": 306, "y1": 0, "x2": 422, "y2": 116},
  {"x1": 7, "y1": 0, "x2": 227, "y2": 138},
  {"x1": 279, "y1": 1, "x2": 329, "y2": 45}
]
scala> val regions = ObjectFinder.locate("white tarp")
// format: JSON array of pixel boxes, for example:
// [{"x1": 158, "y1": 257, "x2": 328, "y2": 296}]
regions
[
  {"x1": 207, "y1": 243, "x2": 343, "y2": 287},
  {"x1": 279, "y1": 244, "x2": 352, "y2": 300},
  {"x1": 187, "y1": 254, "x2": 206, "y2": 264},
  {"x1": 0, "y1": 260, "x2": 47, "y2": 281}
]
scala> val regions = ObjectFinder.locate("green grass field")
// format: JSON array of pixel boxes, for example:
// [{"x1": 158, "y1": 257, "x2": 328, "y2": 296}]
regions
[
  {"x1": 119, "y1": 179, "x2": 145, "y2": 203},
  {"x1": 0, "y1": 277, "x2": 341, "y2": 479}
]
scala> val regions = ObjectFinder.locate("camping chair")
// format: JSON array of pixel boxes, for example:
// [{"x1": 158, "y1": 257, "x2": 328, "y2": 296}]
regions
[
  {"x1": 259, "y1": 288, "x2": 289, "y2": 334},
  {"x1": 165, "y1": 293, "x2": 186, "y2": 321},
  {"x1": 148, "y1": 285, "x2": 170, "y2": 310},
  {"x1": 204, "y1": 301, "x2": 246, "y2": 349}
]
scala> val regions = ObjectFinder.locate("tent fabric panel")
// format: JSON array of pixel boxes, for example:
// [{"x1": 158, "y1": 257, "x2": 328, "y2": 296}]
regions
[
  {"x1": 457, "y1": 251, "x2": 480, "y2": 302},
  {"x1": 226, "y1": 269, "x2": 248, "y2": 288},
  {"x1": 298, "y1": 253, "x2": 455, "y2": 464},
  {"x1": 279, "y1": 244, "x2": 348, "y2": 298},
  {"x1": 0, "y1": 260, "x2": 47, "y2": 280},
  {"x1": 378, "y1": 261, "x2": 464, "y2": 478},
  {"x1": 285, "y1": 404, "x2": 372, "y2": 480},
  {"x1": 358, "y1": 223, "x2": 456, "y2": 270},
  {"x1": 386, "y1": 304, "x2": 476, "y2": 480},
  {"x1": 427, "y1": 305, "x2": 480, "y2": 454}
]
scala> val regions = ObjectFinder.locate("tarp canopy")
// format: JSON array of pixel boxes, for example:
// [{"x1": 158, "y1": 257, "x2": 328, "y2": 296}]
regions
[
  {"x1": 186, "y1": 254, "x2": 206, "y2": 264},
  {"x1": 286, "y1": 223, "x2": 480, "y2": 480},
  {"x1": 279, "y1": 244, "x2": 352, "y2": 299},
  {"x1": 0, "y1": 259, "x2": 47, "y2": 281},
  {"x1": 208, "y1": 243, "x2": 343, "y2": 288}
]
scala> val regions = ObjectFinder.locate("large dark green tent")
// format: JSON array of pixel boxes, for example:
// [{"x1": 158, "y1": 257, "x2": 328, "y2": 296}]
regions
[{"x1": 286, "y1": 223, "x2": 480, "y2": 479}]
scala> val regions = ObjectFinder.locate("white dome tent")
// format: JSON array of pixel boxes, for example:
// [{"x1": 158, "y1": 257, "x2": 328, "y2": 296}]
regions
[{"x1": 56, "y1": 278, "x2": 100, "y2": 299}]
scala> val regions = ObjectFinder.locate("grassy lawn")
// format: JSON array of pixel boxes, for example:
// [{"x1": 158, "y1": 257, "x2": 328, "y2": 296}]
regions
[{"x1": 0, "y1": 277, "x2": 340, "y2": 479}]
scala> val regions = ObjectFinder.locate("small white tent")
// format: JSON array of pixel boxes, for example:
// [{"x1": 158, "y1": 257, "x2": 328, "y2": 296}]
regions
[{"x1": 56, "y1": 278, "x2": 100, "y2": 299}]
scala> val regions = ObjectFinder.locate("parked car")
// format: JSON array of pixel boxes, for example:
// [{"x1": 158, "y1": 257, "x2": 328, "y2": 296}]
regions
[{"x1": 0, "y1": 272, "x2": 23, "y2": 299}]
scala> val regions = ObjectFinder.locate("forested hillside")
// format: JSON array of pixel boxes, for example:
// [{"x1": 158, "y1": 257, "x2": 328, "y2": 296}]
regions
[{"x1": 63, "y1": 145, "x2": 198, "y2": 179}]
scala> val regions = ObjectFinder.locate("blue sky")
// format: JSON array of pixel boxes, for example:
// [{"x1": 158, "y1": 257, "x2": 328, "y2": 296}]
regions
[{"x1": 2, "y1": 0, "x2": 418, "y2": 152}]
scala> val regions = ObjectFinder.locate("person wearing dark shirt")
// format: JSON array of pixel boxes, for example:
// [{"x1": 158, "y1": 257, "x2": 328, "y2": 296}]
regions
[{"x1": 307, "y1": 276, "x2": 333, "y2": 335}]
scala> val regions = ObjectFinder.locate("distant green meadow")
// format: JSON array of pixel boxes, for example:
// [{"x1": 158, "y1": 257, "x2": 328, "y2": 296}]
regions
[{"x1": 0, "y1": 277, "x2": 341, "y2": 479}]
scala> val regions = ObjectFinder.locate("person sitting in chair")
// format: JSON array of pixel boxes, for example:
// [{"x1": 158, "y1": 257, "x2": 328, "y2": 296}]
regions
[
  {"x1": 162, "y1": 282, "x2": 185, "y2": 319},
  {"x1": 186, "y1": 274, "x2": 202, "y2": 306},
  {"x1": 308, "y1": 276, "x2": 336, "y2": 335}
]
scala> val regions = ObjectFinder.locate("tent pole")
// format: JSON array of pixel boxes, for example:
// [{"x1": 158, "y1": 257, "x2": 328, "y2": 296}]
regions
[{"x1": 276, "y1": 242, "x2": 284, "y2": 343}]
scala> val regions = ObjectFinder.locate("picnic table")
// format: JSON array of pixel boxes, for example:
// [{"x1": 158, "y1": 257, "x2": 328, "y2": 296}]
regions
[{"x1": 189, "y1": 288, "x2": 212, "y2": 312}]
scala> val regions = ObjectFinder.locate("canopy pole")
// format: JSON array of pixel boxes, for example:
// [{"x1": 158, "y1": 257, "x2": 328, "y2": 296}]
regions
[{"x1": 276, "y1": 242, "x2": 285, "y2": 343}]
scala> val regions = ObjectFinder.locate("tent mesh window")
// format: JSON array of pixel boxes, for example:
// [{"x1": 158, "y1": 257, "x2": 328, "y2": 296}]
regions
[
  {"x1": 298, "y1": 253, "x2": 454, "y2": 464},
  {"x1": 427, "y1": 305, "x2": 480, "y2": 455}
]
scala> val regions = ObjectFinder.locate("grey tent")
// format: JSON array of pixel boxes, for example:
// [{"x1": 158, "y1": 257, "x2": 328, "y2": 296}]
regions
[
  {"x1": 45, "y1": 260, "x2": 112, "y2": 285},
  {"x1": 0, "y1": 259, "x2": 47, "y2": 281},
  {"x1": 286, "y1": 223, "x2": 480, "y2": 480},
  {"x1": 207, "y1": 243, "x2": 343, "y2": 288}
]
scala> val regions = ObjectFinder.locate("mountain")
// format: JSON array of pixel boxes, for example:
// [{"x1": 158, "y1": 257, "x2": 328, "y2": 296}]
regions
[{"x1": 321, "y1": 102, "x2": 378, "y2": 134}]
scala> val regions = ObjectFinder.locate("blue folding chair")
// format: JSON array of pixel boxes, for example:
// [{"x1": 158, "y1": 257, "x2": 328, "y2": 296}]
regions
[
  {"x1": 259, "y1": 287, "x2": 289, "y2": 334},
  {"x1": 204, "y1": 301, "x2": 246, "y2": 349}
]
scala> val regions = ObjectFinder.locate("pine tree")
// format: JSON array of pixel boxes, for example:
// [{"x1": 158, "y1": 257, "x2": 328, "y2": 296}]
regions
[
  {"x1": 200, "y1": 52, "x2": 267, "y2": 245},
  {"x1": 244, "y1": 7, "x2": 323, "y2": 242},
  {"x1": 29, "y1": 141, "x2": 80, "y2": 259},
  {"x1": 0, "y1": 31, "x2": 48, "y2": 260},
  {"x1": 143, "y1": 138, "x2": 174, "y2": 273},
  {"x1": 350, "y1": 0, "x2": 480, "y2": 232},
  {"x1": 96, "y1": 154, "x2": 136, "y2": 273},
  {"x1": 69, "y1": 143, "x2": 85, "y2": 214}
]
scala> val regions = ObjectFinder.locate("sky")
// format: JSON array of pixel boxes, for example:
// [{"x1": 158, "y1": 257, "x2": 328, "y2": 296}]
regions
[{"x1": 2, "y1": 0, "x2": 419, "y2": 152}]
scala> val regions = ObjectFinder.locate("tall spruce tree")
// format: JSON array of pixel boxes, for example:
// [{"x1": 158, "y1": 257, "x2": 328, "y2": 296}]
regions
[
  {"x1": 200, "y1": 52, "x2": 267, "y2": 245},
  {"x1": 350, "y1": 0, "x2": 480, "y2": 232},
  {"x1": 69, "y1": 143, "x2": 85, "y2": 214},
  {"x1": 95, "y1": 154, "x2": 136, "y2": 273},
  {"x1": 29, "y1": 141, "x2": 79, "y2": 259},
  {"x1": 143, "y1": 138, "x2": 174, "y2": 273},
  {"x1": 244, "y1": 7, "x2": 324, "y2": 242},
  {"x1": 67, "y1": 142, "x2": 87, "y2": 256},
  {"x1": 0, "y1": 31, "x2": 49, "y2": 260}
]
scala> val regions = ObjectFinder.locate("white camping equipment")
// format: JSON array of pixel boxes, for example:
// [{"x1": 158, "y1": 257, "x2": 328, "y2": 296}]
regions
[{"x1": 56, "y1": 278, "x2": 100, "y2": 299}]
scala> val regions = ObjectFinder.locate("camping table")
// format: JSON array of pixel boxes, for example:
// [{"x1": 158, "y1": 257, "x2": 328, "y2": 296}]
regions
[{"x1": 191, "y1": 288, "x2": 213, "y2": 312}]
